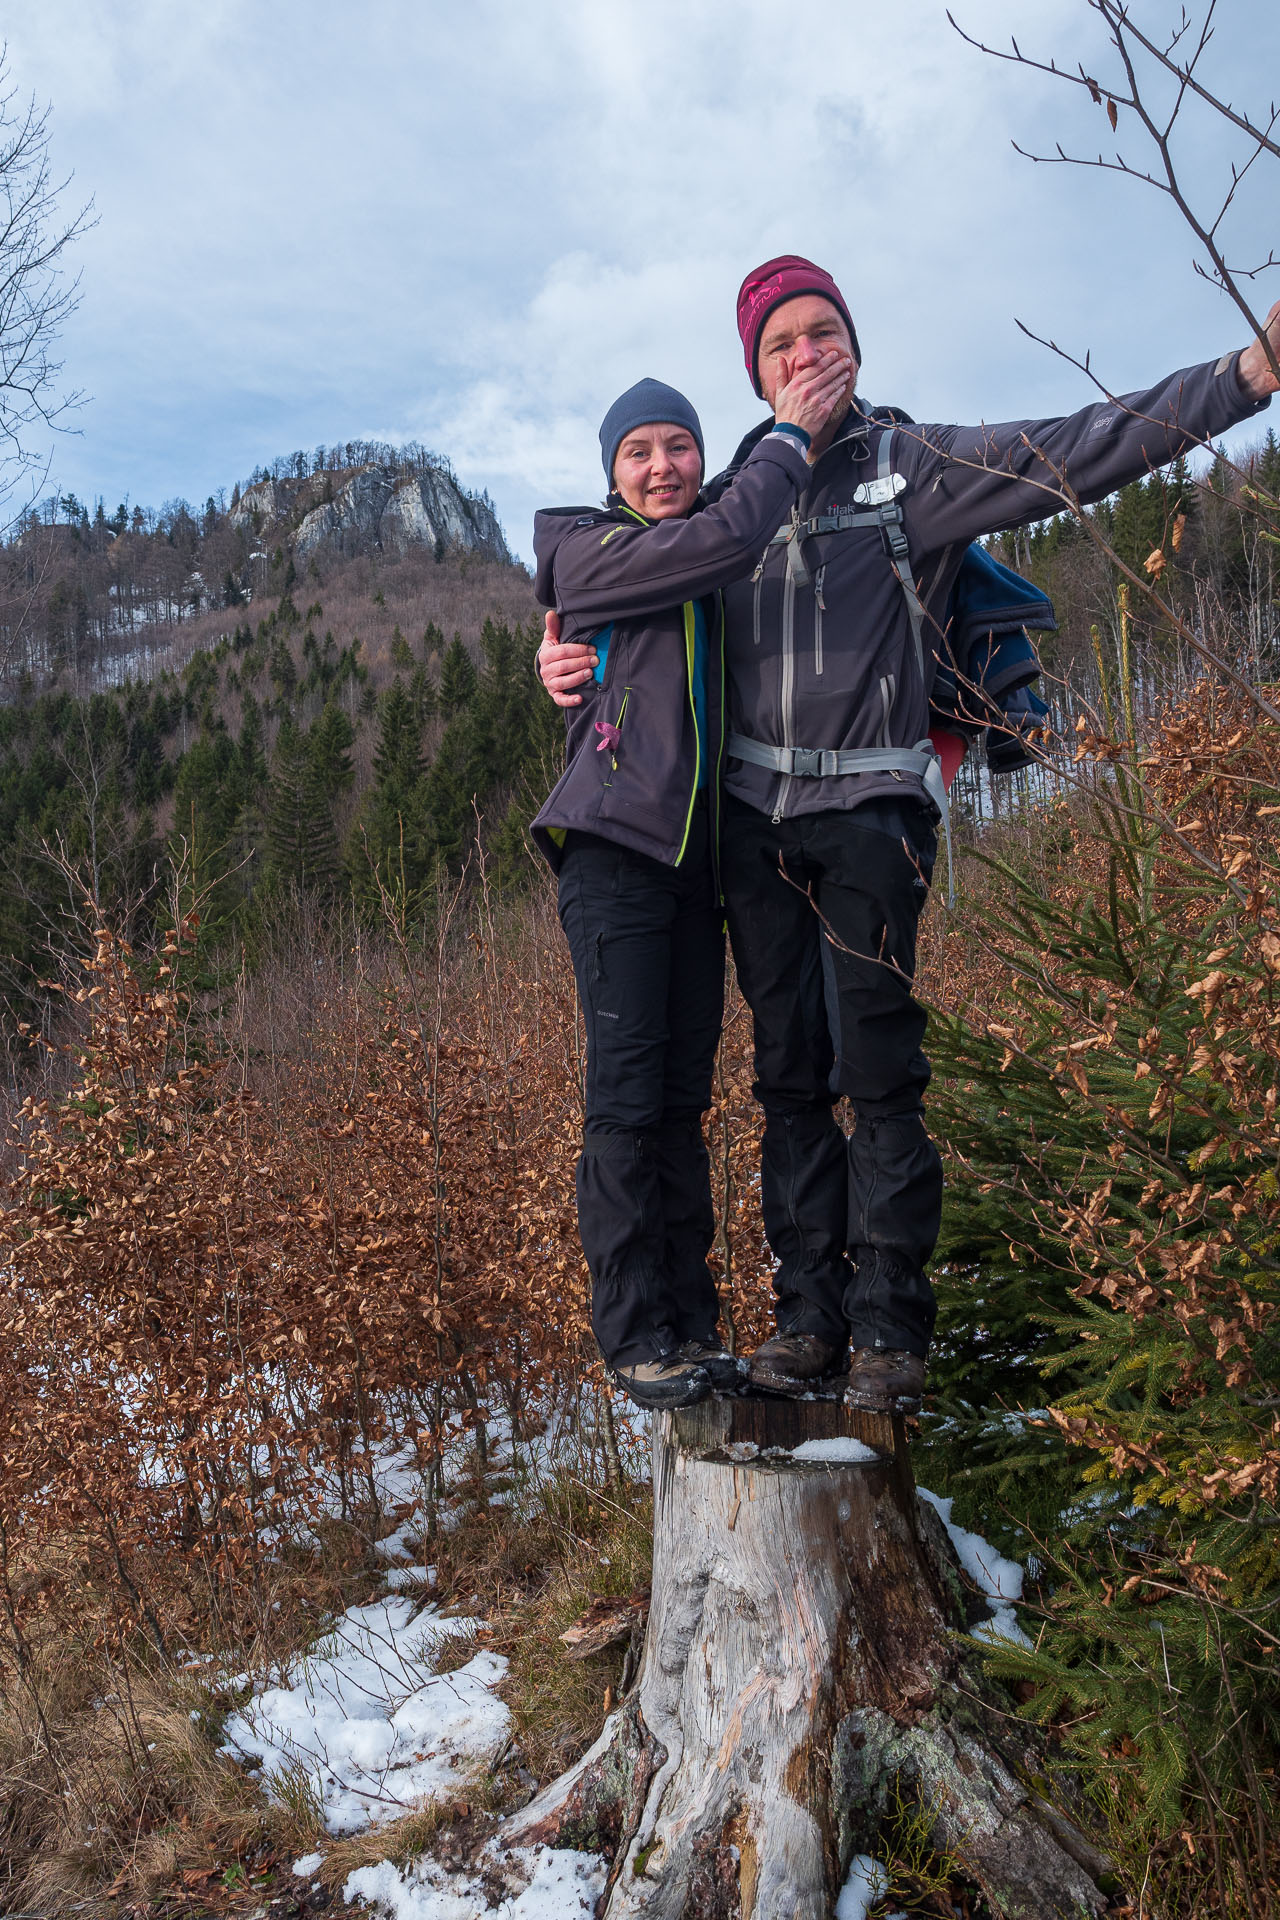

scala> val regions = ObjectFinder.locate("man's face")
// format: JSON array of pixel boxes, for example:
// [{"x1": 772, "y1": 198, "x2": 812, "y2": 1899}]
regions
[
  {"x1": 612, "y1": 422, "x2": 702, "y2": 520},
  {"x1": 757, "y1": 294, "x2": 859, "y2": 411}
]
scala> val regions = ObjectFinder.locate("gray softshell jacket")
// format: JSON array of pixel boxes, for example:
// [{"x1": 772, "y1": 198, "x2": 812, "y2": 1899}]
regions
[
  {"x1": 713, "y1": 353, "x2": 1270, "y2": 820},
  {"x1": 530, "y1": 430, "x2": 809, "y2": 870}
]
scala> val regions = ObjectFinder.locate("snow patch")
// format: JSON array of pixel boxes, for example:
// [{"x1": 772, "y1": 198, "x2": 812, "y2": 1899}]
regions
[
  {"x1": 221, "y1": 1598, "x2": 510, "y2": 1833},
  {"x1": 836, "y1": 1852, "x2": 891, "y2": 1918},
  {"x1": 385, "y1": 1564, "x2": 437, "y2": 1592},
  {"x1": 343, "y1": 1843, "x2": 606, "y2": 1918},
  {"x1": 918, "y1": 1487, "x2": 1033, "y2": 1648},
  {"x1": 292, "y1": 1851, "x2": 325, "y2": 1877},
  {"x1": 375, "y1": 1521, "x2": 419, "y2": 1562},
  {"x1": 791, "y1": 1436, "x2": 880, "y2": 1466}
]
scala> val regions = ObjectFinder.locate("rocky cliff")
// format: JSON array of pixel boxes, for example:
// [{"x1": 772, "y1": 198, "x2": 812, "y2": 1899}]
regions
[{"x1": 229, "y1": 461, "x2": 511, "y2": 565}]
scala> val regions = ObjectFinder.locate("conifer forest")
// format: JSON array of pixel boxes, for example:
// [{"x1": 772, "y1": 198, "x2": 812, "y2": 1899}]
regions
[{"x1": 1, "y1": 7, "x2": 1279, "y2": 1919}]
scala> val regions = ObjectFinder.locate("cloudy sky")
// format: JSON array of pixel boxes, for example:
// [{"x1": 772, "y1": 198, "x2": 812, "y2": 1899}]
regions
[{"x1": 8, "y1": 1, "x2": 1278, "y2": 561}]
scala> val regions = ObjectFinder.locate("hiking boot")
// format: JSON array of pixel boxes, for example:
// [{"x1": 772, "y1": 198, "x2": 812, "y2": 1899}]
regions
[
  {"x1": 672, "y1": 1338, "x2": 745, "y2": 1393},
  {"x1": 844, "y1": 1347, "x2": 927, "y2": 1415},
  {"x1": 747, "y1": 1331, "x2": 845, "y2": 1396},
  {"x1": 612, "y1": 1355, "x2": 712, "y2": 1410}
]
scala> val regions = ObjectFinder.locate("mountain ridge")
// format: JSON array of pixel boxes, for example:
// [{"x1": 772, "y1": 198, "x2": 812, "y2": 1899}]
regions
[
  {"x1": 228, "y1": 456, "x2": 511, "y2": 566},
  {"x1": 1, "y1": 440, "x2": 524, "y2": 694}
]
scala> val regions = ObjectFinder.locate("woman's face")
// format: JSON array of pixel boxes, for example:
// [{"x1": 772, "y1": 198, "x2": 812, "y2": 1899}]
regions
[{"x1": 612, "y1": 422, "x2": 702, "y2": 519}]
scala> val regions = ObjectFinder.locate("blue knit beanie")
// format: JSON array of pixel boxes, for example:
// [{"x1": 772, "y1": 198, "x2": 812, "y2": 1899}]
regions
[{"x1": 599, "y1": 378, "x2": 705, "y2": 487}]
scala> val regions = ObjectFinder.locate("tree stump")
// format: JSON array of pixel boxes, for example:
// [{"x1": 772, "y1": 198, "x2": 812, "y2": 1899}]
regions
[{"x1": 503, "y1": 1393, "x2": 1107, "y2": 1919}]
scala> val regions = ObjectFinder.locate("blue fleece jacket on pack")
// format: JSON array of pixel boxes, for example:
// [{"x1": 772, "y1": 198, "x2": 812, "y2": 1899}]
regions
[{"x1": 930, "y1": 544, "x2": 1057, "y2": 773}]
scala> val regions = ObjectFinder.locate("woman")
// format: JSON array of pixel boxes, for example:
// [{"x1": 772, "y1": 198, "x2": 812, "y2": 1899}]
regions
[{"x1": 531, "y1": 356, "x2": 849, "y2": 1408}]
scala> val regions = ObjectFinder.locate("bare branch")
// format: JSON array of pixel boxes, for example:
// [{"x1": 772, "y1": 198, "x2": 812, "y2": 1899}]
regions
[
  {"x1": 0, "y1": 46, "x2": 95, "y2": 515},
  {"x1": 953, "y1": 6, "x2": 1280, "y2": 414},
  {"x1": 1094, "y1": 0, "x2": 1280, "y2": 160}
]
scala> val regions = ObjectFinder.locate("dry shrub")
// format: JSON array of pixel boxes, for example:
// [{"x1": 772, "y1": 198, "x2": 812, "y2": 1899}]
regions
[{"x1": 0, "y1": 853, "x2": 769, "y2": 1908}]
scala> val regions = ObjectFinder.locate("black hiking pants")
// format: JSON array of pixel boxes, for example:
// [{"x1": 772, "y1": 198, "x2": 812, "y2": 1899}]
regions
[
  {"x1": 721, "y1": 793, "x2": 943, "y2": 1358},
  {"x1": 557, "y1": 802, "x2": 724, "y2": 1367}
]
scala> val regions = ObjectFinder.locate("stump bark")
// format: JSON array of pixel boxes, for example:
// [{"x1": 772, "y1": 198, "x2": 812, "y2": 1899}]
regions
[{"x1": 503, "y1": 1394, "x2": 1107, "y2": 1919}]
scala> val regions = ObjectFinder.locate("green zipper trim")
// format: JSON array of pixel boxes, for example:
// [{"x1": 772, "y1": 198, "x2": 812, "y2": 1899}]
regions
[
  {"x1": 675, "y1": 601, "x2": 700, "y2": 864},
  {"x1": 605, "y1": 687, "x2": 630, "y2": 780}
]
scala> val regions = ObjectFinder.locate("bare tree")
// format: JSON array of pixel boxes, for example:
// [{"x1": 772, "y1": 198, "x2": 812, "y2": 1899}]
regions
[
  {"x1": 949, "y1": 2, "x2": 1279, "y2": 386},
  {"x1": 0, "y1": 43, "x2": 93, "y2": 532},
  {"x1": 939, "y1": 3, "x2": 1280, "y2": 733}
]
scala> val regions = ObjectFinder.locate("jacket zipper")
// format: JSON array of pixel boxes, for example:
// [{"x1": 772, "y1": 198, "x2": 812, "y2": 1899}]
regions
[
  {"x1": 814, "y1": 565, "x2": 826, "y2": 676},
  {"x1": 774, "y1": 556, "x2": 797, "y2": 824},
  {"x1": 674, "y1": 602, "x2": 700, "y2": 863},
  {"x1": 773, "y1": 482, "x2": 811, "y2": 823}
]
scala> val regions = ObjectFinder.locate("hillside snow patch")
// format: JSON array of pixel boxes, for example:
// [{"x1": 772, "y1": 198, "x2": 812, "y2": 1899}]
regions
[
  {"x1": 344, "y1": 1843, "x2": 606, "y2": 1918},
  {"x1": 221, "y1": 1597, "x2": 509, "y2": 1833}
]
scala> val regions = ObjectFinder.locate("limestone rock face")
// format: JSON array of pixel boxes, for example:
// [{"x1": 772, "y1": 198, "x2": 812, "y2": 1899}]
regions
[
  {"x1": 228, "y1": 462, "x2": 510, "y2": 565},
  {"x1": 382, "y1": 470, "x2": 508, "y2": 557},
  {"x1": 228, "y1": 478, "x2": 281, "y2": 529},
  {"x1": 293, "y1": 469, "x2": 396, "y2": 559}
]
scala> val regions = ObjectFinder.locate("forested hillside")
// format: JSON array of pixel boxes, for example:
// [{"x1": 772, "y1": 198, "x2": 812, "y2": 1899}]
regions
[
  {"x1": 0, "y1": 447, "x2": 548, "y2": 1036},
  {"x1": 0, "y1": 439, "x2": 515, "y2": 689}
]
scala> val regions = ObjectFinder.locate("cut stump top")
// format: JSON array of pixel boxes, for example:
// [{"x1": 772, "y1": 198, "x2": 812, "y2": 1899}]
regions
[{"x1": 669, "y1": 1391, "x2": 905, "y2": 1469}]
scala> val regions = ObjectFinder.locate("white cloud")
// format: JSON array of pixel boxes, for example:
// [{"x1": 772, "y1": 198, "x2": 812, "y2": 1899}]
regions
[{"x1": 7, "y1": 0, "x2": 1277, "y2": 559}]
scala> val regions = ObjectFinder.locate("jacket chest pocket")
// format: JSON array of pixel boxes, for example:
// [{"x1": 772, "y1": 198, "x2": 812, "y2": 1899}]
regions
[{"x1": 813, "y1": 566, "x2": 826, "y2": 676}]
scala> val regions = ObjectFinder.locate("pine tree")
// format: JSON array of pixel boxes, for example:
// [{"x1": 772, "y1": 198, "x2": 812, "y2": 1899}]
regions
[
  {"x1": 265, "y1": 717, "x2": 339, "y2": 894},
  {"x1": 438, "y1": 635, "x2": 477, "y2": 718},
  {"x1": 309, "y1": 700, "x2": 355, "y2": 803},
  {"x1": 348, "y1": 680, "x2": 434, "y2": 912},
  {"x1": 423, "y1": 619, "x2": 557, "y2": 869},
  {"x1": 268, "y1": 636, "x2": 296, "y2": 699},
  {"x1": 409, "y1": 665, "x2": 436, "y2": 727},
  {"x1": 372, "y1": 680, "x2": 423, "y2": 797}
]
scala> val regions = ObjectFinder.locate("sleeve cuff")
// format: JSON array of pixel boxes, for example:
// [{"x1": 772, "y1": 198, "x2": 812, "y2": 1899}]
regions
[
  {"x1": 753, "y1": 429, "x2": 810, "y2": 474},
  {"x1": 1217, "y1": 348, "x2": 1272, "y2": 415}
]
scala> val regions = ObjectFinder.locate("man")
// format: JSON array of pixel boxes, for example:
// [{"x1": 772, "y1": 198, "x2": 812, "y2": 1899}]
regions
[{"x1": 540, "y1": 254, "x2": 1279, "y2": 1412}]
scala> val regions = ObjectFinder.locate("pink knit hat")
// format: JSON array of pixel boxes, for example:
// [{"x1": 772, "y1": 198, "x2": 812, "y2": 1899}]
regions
[{"x1": 736, "y1": 255, "x2": 861, "y2": 396}]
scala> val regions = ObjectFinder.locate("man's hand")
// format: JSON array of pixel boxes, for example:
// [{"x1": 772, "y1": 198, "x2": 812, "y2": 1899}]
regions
[
  {"x1": 1237, "y1": 298, "x2": 1280, "y2": 401},
  {"x1": 537, "y1": 607, "x2": 597, "y2": 708},
  {"x1": 774, "y1": 347, "x2": 855, "y2": 448}
]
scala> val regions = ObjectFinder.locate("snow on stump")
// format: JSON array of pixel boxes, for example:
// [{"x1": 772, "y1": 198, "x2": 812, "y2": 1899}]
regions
[{"x1": 503, "y1": 1393, "x2": 1108, "y2": 1919}]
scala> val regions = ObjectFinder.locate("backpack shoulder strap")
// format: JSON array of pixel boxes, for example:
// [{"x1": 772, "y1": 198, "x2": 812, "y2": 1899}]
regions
[
  {"x1": 768, "y1": 427, "x2": 929, "y2": 685},
  {"x1": 872, "y1": 429, "x2": 927, "y2": 686}
]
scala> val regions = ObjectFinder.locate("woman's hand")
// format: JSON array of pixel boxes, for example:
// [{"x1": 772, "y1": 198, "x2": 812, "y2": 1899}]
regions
[{"x1": 774, "y1": 348, "x2": 854, "y2": 443}]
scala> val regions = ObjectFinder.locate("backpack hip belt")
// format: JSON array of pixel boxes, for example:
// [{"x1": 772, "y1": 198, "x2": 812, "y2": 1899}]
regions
[{"x1": 726, "y1": 732, "x2": 954, "y2": 907}]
